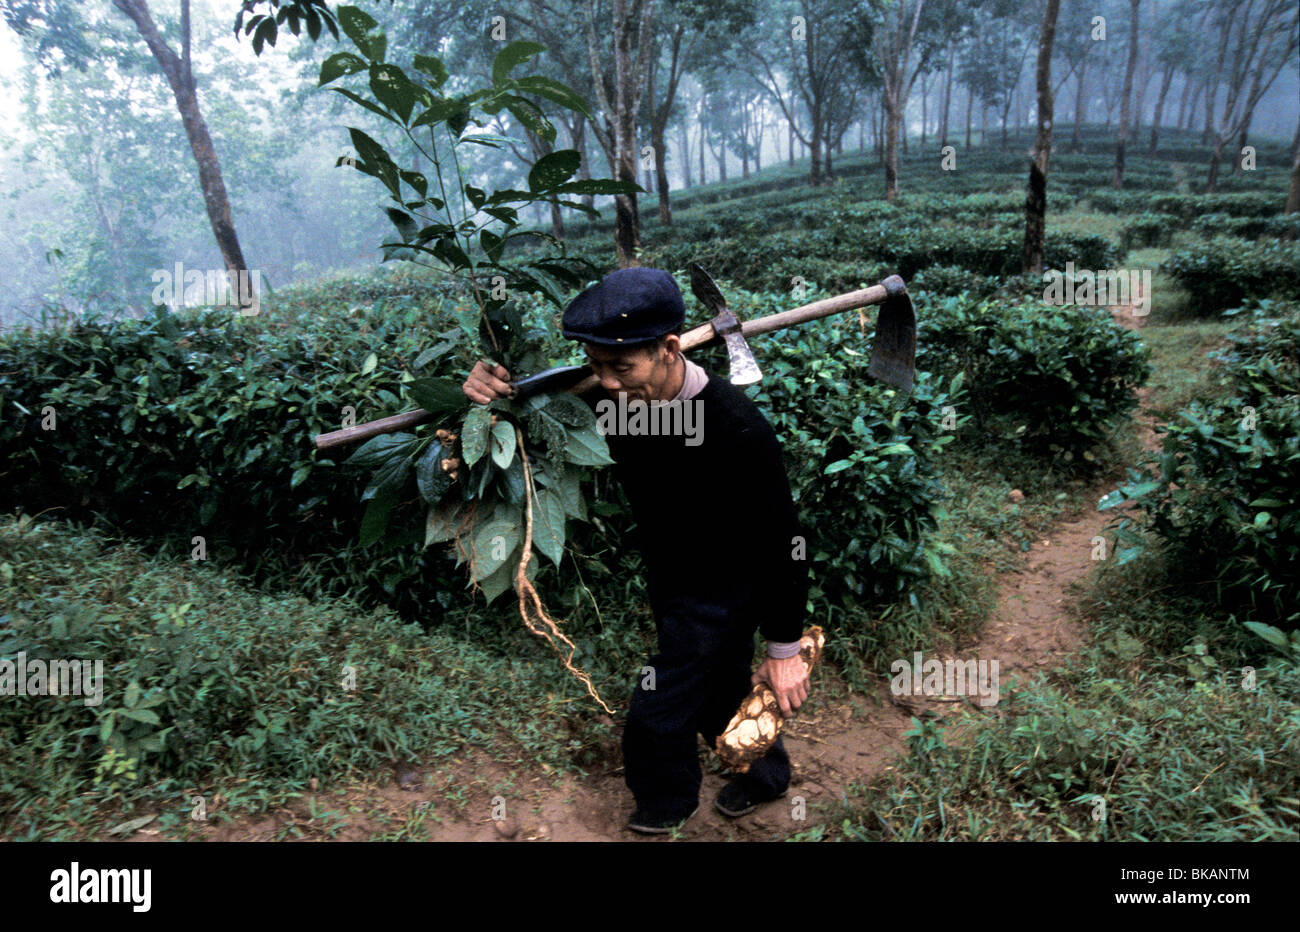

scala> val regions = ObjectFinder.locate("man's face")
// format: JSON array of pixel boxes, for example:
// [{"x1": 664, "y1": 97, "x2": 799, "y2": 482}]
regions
[{"x1": 584, "y1": 336, "x2": 681, "y2": 402}]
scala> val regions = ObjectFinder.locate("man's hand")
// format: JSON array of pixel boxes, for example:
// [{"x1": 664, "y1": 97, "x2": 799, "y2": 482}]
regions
[
  {"x1": 462, "y1": 360, "x2": 514, "y2": 405},
  {"x1": 752, "y1": 655, "x2": 810, "y2": 719}
]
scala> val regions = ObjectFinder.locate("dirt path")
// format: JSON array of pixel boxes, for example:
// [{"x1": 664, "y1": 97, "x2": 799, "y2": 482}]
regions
[{"x1": 139, "y1": 301, "x2": 1163, "y2": 844}]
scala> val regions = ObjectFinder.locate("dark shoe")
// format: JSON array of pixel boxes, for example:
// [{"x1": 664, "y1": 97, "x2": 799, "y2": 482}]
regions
[
  {"x1": 715, "y1": 778, "x2": 787, "y2": 818},
  {"x1": 626, "y1": 804, "x2": 699, "y2": 835}
]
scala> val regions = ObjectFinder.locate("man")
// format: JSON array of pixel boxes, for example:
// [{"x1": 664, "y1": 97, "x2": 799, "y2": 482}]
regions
[{"x1": 463, "y1": 267, "x2": 811, "y2": 834}]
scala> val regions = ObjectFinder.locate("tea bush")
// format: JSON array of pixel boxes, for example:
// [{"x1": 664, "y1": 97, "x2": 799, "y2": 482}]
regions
[
  {"x1": 916, "y1": 293, "x2": 1151, "y2": 452},
  {"x1": 1190, "y1": 212, "x2": 1300, "y2": 240},
  {"x1": 1161, "y1": 238, "x2": 1300, "y2": 315},
  {"x1": 1104, "y1": 306, "x2": 1300, "y2": 627},
  {"x1": 1120, "y1": 213, "x2": 1179, "y2": 251},
  {"x1": 0, "y1": 271, "x2": 967, "y2": 635}
]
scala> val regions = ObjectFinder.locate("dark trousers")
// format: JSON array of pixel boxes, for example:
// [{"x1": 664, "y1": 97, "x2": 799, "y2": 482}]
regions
[{"x1": 621, "y1": 596, "x2": 790, "y2": 816}]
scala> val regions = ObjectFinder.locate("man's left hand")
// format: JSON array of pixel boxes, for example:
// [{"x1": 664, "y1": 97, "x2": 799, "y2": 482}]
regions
[{"x1": 752, "y1": 656, "x2": 810, "y2": 719}]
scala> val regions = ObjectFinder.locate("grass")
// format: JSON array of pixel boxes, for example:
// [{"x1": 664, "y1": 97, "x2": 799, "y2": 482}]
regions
[
  {"x1": 833, "y1": 545, "x2": 1300, "y2": 842},
  {"x1": 0, "y1": 514, "x2": 631, "y2": 840}
]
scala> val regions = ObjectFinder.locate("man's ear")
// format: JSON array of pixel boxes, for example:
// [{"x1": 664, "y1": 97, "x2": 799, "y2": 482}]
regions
[{"x1": 661, "y1": 333, "x2": 681, "y2": 362}]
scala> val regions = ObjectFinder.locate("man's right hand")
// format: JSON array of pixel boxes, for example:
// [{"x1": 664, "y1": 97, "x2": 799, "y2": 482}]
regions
[{"x1": 462, "y1": 361, "x2": 514, "y2": 405}]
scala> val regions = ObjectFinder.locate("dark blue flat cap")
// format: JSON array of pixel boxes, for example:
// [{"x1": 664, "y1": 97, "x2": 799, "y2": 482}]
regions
[{"x1": 561, "y1": 267, "x2": 685, "y2": 345}]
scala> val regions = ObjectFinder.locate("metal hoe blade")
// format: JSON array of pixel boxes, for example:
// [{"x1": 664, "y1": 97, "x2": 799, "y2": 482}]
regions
[{"x1": 867, "y1": 275, "x2": 916, "y2": 393}]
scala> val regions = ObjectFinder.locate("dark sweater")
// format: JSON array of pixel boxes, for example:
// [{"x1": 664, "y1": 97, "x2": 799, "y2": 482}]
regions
[{"x1": 586, "y1": 372, "x2": 809, "y2": 644}]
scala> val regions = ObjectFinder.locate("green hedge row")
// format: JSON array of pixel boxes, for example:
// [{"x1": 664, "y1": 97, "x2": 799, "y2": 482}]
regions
[
  {"x1": 641, "y1": 225, "x2": 1119, "y2": 292},
  {"x1": 1106, "y1": 306, "x2": 1300, "y2": 627},
  {"x1": 1161, "y1": 238, "x2": 1300, "y2": 315},
  {"x1": 0, "y1": 271, "x2": 967, "y2": 629},
  {"x1": 1190, "y1": 212, "x2": 1300, "y2": 240},
  {"x1": 915, "y1": 293, "x2": 1151, "y2": 452}
]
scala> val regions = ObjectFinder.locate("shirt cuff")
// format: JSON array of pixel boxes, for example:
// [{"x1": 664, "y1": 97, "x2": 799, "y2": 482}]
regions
[{"x1": 766, "y1": 640, "x2": 802, "y2": 660}]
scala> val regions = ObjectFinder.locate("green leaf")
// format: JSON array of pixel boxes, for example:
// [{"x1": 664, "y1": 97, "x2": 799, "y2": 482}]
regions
[
  {"x1": 1097, "y1": 489, "x2": 1127, "y2": 511},
  {"x1": 384, "y1": 207, "x2": 418, "y2": 242},
  {"x1": 338, "y1": 5, "x2": 385, "y2": 61},
  {"x1": 565, "y1": 426, "x2": 614, "y2": 466},
  {"x1": 506, "y1": 98, "x2": 555, "y2": 144},
  {"x1": 543, "y1": 394, "x2": 596, "y2": 428},
  {"x1": 492, "y1": 40, "x2": 546, "y2": 86},
  {"x1": 471, "y1": 510, "x2": 521, "y2": 581},
  {"x1": 346, "y1": 432, "x2": 418, "y2": 468},
  {"x1": 120, "y1": 708, "x2": 161, "y2": 726},
  {"x1": 512, "y1": 75, "x2": 593, "y2": 119},
  {"x1": 550, "y1": 178, "x2": 638, "y2": 196},
  {"x1": 476, "y1": 557, "x2": 516, "y2": 604},
  {"x1": 362, "y1": 454, "x2": 410, "y2": 502},
  {"x1": 290, "y1": 465, "x2": 312, "y2": 489},
  {"x1": 461, "y1": 406, "x2": 492, "y2": 468},
  {"x1": 531, "y1": 487, "x2": 566, "y2": 565},
  {"x1": 824, "y1": 459, "x2": 853, "y2": 475},
  {"x1": 877, "y1": 443, "x2": 913, "y2": 456},
  {"x1": 491, "y1": 420, "x2": 517, "y2": 469},
  {"x1": 124, "y1": 681, "x2": 140, "y2": 709},
  {"x1": 360, "y1": 484, "x2": 400, "y2": 546},
  {"x1": 425, "y1": 503, "x2": 462, "y2": 546},
  {"x1": 1243, "y1": 621, "x2": 1289, "y2": 650},
  {"x1": 558, "y1": 469, "x2": 587, "y2": 521},
  {"x1": 412, "y1": 54, "x2": 448, "y2": 88},
  {"x1": 407, "y1": 378, "x2": 466, "y2": 419},
  {"x1": 529, "y1": 150, "x2": 581, "y2": 192},
  {"x1": 370, "y1": 63, "x2": 420, "y2": 123},
  {"x1": 319, "y1": 51, "x2": 367, "y2": 85},
  {"x1": 415, "y1": 442, "x2": 452, "y2": 503},
  {"x1": 361, "y1": 352, "x2": 378, "y2": 374}
]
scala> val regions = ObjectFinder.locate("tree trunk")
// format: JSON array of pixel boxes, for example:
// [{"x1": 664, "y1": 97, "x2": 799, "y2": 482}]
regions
[
  {"x1": 788, "y1": 93, "x2": 795, "y2": 165},
  {"x1": 652, "y1": 120, "x2": 671, "y2": 223},
  {"x1": 1072, "y1": 59, "x2": 1087, "y2": 148},
  {"x1": 810, "y1": 108, "x2": 823, "y2": 185},
  {"x1": 1202, "y1": 77, "x2": 1216, "y2": 144},
  {"x1": 1024, "y1": 0, "x2": 1062, "y2": 275},
  {"x1": 741, "y1": 105, "x2": 750, "y2": 179},
  {"x1": 877, "y1": 96, "x2": 885, "y2": 159},
  {"x1": 1113, "y1": 0, "x2": 1139, "y2": 189},
  {"x1": 586, "y1": 0, "x2": 658, "y2": 268},
  {"x1": 112, "y1": 0, "x2": 251, "y2": 308},
  {"x1": 1175, "y1": 74, "x2": 1191, "y2": 131},
  {"x1": 884, "y1": 96, "x2": 900, "y2": 200},
  {"x1": 679, "y1": 122, "x2": 691, "y2": 188},
  {"x1": 920, "y1": 71, "x2": 928, "y2": 148},
  {"x1": 1183, "y1": 81, "x2": 1202, "y2": 131},
  {"x1": 940, "y1": 39, "x2": 954, "y2": 147},
  {"x1": 700, "y1": 109, "x2": 707, "y2": 184},
  {"x1": 965, "y1": 82, "x2": 973, "y2": 149},
  {"x1": 1149, "y1": 62, "x2": 1175, "y2": 153},
  {"x1": 1285, "y1": 117, "x2": 1300, "y2": 215},
  {"x1": 1206, "y1": 137, "x2": 1226, "y2": 191}
]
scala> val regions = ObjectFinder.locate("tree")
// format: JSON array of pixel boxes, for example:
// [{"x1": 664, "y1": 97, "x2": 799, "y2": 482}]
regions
[
  {"x1": 743, "y1": 0, "x2": 866, "y2": 186},
  {"x1": 4, "y1": 0, "x2": 254, "y2": 309},
  {"x1": 1112, "y1": 0, "x2": 1139, "y2": 188},
  {"x1": 1202, "y1": 0, "x2": 1298, "y2": 191},
  {"x1": 1024, "y1": 0, "x2": 1062, "y2": 275},
  {"x1": 584, "y1": 0, "x2": 658, "y2": 267},
  {"x1": 872, "y1": 0, "x2": 925, "y2": 200}
]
